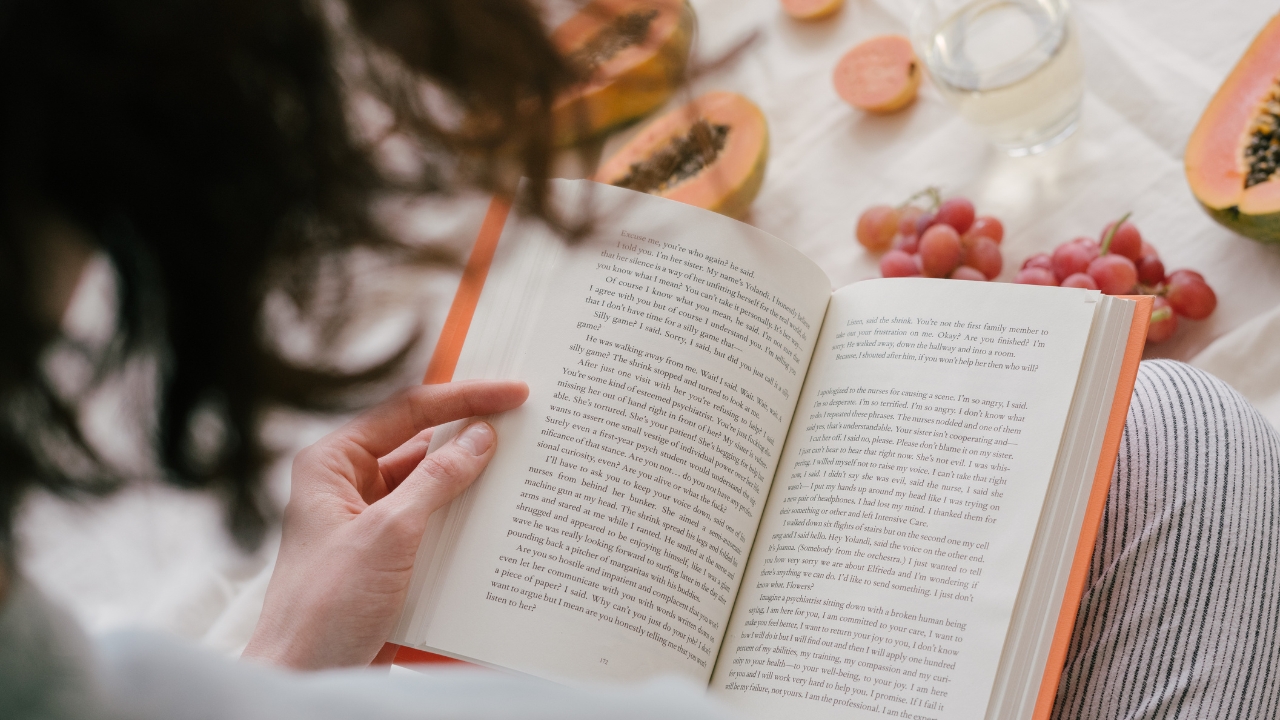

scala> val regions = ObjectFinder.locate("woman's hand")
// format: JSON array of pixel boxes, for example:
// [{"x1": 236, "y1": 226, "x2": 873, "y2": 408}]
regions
[{"x1": 242, "y1": 380, "x2": 528, "y2": 669}]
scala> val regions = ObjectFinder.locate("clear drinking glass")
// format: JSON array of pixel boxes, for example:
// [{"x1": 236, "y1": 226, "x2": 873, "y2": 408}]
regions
[{"x1": 912, "y1": 0, "x2": 1084, "y2": 156}]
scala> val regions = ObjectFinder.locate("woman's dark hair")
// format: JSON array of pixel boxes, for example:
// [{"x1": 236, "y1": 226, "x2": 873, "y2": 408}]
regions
[{"x1": 0, "y1": 0, "x2": 576, "y2": 556}]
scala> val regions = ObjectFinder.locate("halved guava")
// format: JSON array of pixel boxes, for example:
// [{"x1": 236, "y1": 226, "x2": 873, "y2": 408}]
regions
[{"x1": 781, "y1": 0, "x2": 844, "y2": 21}]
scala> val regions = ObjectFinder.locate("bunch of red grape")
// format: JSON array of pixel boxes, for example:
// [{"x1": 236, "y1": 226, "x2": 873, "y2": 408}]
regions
[
  {"x1": 1015, "y1": 214, "x2": 1217, "y2": 343},
  {"x1": 857, "y1": 189, "x2": 1006, "y2": 281}
]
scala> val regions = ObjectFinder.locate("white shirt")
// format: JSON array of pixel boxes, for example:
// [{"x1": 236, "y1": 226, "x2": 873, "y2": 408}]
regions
[{"x1": 0, "y1": 577, "x2": 738, "y2": 720}]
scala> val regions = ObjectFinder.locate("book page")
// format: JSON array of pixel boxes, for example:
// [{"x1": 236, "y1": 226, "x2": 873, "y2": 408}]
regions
[
  {"x1": 392, "y1": 180, "x2": 832, "y2": 684},
  {"x1": 711, "y1": 278, "x2": 1101, "y2": 720}
]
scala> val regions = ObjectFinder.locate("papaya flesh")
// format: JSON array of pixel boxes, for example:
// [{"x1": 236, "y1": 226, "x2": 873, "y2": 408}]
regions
[
  {"x1": 1186, "y1": 13, "x2": 1280, "y2": 243},
  {"x1": 595, "y1": 92, "x2": 769, "y2": 219},
  {"x1": 551, "y1": 0, "x2": 695, "y2": 147}
]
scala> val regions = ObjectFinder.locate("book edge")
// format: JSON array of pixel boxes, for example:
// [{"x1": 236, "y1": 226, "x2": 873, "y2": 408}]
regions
[
  {"x1": 383, "y1": 195, "x2": 511, "y2": 669},
  {"x1": 1028, "y1": 295, "x2": 1152, "y2": 719}
]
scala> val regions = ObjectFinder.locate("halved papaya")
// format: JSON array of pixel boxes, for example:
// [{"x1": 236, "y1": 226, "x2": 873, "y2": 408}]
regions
[
  {"x1": 551, "y1": 0, "x2": 695, "y2": 147},
  {"x1": 1186, "y1": 13, "x2": 1280, "y2": 243},
  {"x1": 595, "y1": 91, "x2": 769, "y2": 218}
]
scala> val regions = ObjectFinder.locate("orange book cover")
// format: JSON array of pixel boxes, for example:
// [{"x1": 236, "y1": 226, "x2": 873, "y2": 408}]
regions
[{"x1": 384, "y1": 197, "x2": 1154, "y2": 708}]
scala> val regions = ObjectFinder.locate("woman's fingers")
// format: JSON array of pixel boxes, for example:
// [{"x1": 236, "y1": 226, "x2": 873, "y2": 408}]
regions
[
  {"x1": 376, "y1": 427, "x2": 434, "y2": 496},
  {"x1": 378, "y1": 420, "x2": 499, "y2": 524},
  {"x1": 326, "y1": 380, "x2": 528, "y2": 460}
]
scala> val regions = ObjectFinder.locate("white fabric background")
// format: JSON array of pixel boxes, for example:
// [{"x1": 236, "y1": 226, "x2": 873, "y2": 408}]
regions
[{"x1": 17, "y1": 0, "x2": 1280, "y2": 657}]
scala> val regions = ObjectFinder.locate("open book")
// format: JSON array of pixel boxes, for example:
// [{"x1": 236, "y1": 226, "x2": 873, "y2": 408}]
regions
[{"x1": 390, "y1": 180, "x2": 1150, "y2": 720}]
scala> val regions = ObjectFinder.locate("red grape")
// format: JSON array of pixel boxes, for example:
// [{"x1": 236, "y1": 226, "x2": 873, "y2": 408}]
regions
[
  {"x1": 1009, "y1": 214, "x2": 1210, "y2": 346},
  {"x1": 1022, "y1": 253, "x2": 1053, "y2": 271},
  {"x1": 1014, "y1": 267, "x2": 1057, "y2": 286},
  {"x1": 950, "y1": 265, "x2": 986, "y2": 281},
  {"x1": 1167, "y1": 268, "x2": 1205, "y2": 284},
  {"x1": 1052, "y1": 241, "x2": 1099, "y2": 281},
  {"x1": 1071, "y1": 236, "x2": 1100, "y2": 251},
  {"x1": 919, "y1": 224, "x2": 962, "y2": 277},
  {"x1": 936, "y1": 197, "x2": 975, "y2": 235},
  {"x1": 1101, "y1": 219, "x2": 1142, "y2": 260},
  {"x1": 1087, "y1": 255, "x2": 1138, "y2": 295},
  {"x1": 966, "y1": 216, "x2": 1004, "y2": 244},
  {"x1": 964, "y1": 236, "x2": 1003, "y2": 279},
  {"x1": 898, "y1": 206, "x2": 925, "y2": 238},
  {"x1": 868, "y1": 192, "x2": 1007, "y2": 284},
  {"x1": 1165, "y1": 272, "x2": 1217, "y2": 319},
  {"x1": 1100, "y1": 221, "x2": 1141, "y2": 263},
  {"x1": 880, "y1": 250, "x2": 920, "y2": 278},
  {"x1": 915, "y1": 212, "x2": 938, "y2": 236},
  {"x1": 1137, "y1": 255, "x2": 1165, "y2": 285},
  {"x1": 1060, "y1": 272, "x2": 1099, "y2": 290},
  {"x1": 857, "y1": 205, "x2": 900, "y2": 252},
  {"x1": 1146, "y1": 297, "x2": 1178, "y2": 343}
]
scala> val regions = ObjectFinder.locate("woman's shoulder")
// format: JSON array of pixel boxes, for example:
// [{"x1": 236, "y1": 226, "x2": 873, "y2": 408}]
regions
[{"x1": 0, "y1": 577, "x2": 108, "y2": 720}]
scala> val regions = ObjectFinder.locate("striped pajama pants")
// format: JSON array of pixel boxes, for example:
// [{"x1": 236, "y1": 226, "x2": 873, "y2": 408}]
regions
[{"x1": 1053, "y1": 360, "x2": 1280, "y2": 719}]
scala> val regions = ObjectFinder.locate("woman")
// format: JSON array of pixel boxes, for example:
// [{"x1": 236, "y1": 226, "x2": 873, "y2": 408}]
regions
[
  {"x1": 0, "y1": 0, "x2": 716, "y2": 715},
  {"x1": 1, "y1": 1, "x2": 1277, "y2": 718}
]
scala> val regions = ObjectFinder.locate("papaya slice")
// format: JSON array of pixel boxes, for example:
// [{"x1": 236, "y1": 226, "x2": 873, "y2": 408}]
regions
[
  {"x1": 1186, "y1": 13, "x2": 1280, "y2": 243},
  {"x1": 551, "y1": 0, "x2": 695, "y2": 146},
  {"x1": 781, "y1": 0, "x2": 844, "y2": 21},
  {"x1": 596, "y1": 91, "x2": 769, "y2": 218}
]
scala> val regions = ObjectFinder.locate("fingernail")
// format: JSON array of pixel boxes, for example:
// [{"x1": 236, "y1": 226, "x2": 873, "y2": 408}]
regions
[{"x1": 455, "y1": 422, "x2": 495, "y2": 456}]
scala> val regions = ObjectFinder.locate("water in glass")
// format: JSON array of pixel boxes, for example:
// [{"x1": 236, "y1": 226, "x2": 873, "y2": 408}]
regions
[{"x1": 917, "y1": 0, "x2": 1083, "y2": 155}]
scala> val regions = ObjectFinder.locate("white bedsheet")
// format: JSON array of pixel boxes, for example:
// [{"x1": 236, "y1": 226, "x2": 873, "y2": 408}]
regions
[{"x1": 18, "y1": 0, "x2": 1280, "y2": 656}]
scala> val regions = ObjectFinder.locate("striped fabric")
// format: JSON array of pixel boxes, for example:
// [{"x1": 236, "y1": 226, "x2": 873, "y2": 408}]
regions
[{"x1": 1053, "y1": 360, "x2": 1280, "y2": 719}]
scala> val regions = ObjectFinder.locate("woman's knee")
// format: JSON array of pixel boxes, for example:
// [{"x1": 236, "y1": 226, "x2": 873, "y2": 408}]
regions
[
  {"x1": 1121, "y1": 359, "x2": 1279, "y2": 501},
  {"x1": 1054, "y1": 361, "x2": 1280, "y2": 719}
]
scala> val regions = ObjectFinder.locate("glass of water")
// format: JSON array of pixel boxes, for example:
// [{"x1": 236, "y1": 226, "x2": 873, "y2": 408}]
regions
[{"x1": 912, "y1": 0, "x2": 1083, "y2": 156}]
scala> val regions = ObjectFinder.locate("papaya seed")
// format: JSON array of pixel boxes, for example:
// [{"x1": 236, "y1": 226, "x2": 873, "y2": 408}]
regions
[
  {"x1": 567, "y1": 9, "x2": 660, "y2": 73},
  {"x1": 1244, "y1": 83, "x2": 1280, "y2": 188},
  {"x1": 614, "y1": 120, "x2": 730, "y2": 194}
]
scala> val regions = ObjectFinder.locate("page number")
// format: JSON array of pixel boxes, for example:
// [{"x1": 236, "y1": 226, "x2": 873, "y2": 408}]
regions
[{"x1": 599, "y1": 657, "x2": 609, "y2": 666}]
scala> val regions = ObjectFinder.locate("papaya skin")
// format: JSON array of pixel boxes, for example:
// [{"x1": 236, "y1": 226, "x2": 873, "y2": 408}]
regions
[
  {"x1": 710, "y1": 131, "x2": 769, "y2": 219},
  {"x1": 1185, "y1": 13, "x2": 1280, "y2": 243},
  {"x1": 596, "y1": 91, "x2": 769, "y2": 219},
  {"x1": 551, "y1": 0, "x2": 695, "y2": 147},
  {"x1": 1203, "y1": 203, "x2": 1280, "y2": 244}
]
